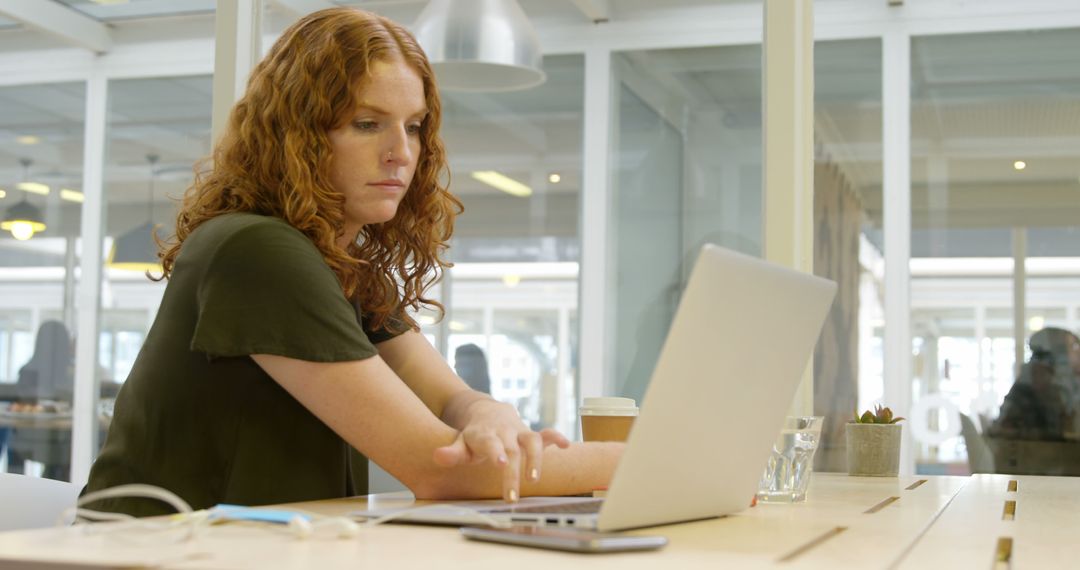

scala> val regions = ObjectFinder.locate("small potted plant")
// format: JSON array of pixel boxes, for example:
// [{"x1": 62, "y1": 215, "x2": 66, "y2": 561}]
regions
[{"x1": 846, "y1": 405, "x2": 905, "y2": 476}]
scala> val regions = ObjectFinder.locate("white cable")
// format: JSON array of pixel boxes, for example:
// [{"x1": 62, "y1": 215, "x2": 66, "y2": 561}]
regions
[
  {"x1": 58, "y1": 484, "x2": 206, "y2": 545},
  {"x1": 76, "y1": 484, "x2": 194, "y2": 515},
  {"x1": 61, "y1": 482, "x2": 427, "y2": 543}
]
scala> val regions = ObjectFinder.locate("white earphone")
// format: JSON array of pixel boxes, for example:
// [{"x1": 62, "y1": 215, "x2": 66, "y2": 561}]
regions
[{"x1": 288, "y1": 515, "x2": 361, "y2": 539}]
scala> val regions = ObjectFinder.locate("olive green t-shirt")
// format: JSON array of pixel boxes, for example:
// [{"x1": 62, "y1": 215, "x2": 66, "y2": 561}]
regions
[{"x1": 84, "y1": 213, "x2": 400, "y2": 517}]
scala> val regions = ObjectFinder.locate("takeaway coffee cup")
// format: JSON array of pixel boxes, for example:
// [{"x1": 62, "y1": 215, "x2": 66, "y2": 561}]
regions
[{"x1": 579, "y1": 397, "x2": 639, "y2": 442}]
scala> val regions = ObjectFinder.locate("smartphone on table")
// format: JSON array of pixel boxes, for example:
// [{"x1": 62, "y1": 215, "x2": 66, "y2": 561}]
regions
[{"x1": 459, "y1": 525, "x2": 668, "y2": 553}]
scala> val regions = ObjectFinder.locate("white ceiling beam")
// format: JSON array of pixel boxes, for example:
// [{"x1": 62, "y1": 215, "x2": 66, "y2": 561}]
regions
[
  {"x1": 267, "y1": 0, "x2": 335, "y2": 17},
  {"x1": 0, "y1": 0, "x2": 112, "y2": 53},
  {"x1": 568, "y1": 0, "x2": 610, "y2": 23}
]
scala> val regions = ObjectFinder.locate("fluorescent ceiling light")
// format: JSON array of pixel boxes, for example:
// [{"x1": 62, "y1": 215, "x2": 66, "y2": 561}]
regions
[
  {"x1": 15, "y1": 135, "x2": 40, "y2": 145},
  {"x1": 60, "y1": 189, "x2": 85, "y2": 203},
  {"x1": 1013, "y1": 160, "x2": 1026, "y2": 171},
  {"x1": 0, "y1": 189, "x2": 6, "y2": 199},
  {"x1": 548, "y1": 173, "x2": 561, "y2": 184},
  {"x1": 470, "y1": 170, "x2": 532, "y2": 197},
  {"x1": 16, "y1": 182, "x2": 49, "y2": 195},
  {"x1": 448, "y1": 320, "x2": 467, "y2": 332}
]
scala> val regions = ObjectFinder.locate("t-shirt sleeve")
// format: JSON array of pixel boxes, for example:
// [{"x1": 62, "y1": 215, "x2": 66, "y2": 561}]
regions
[
  {"x1": 191, "y1": 220, "x2": 378, "y2": 362},
  {"x1": 356, "y1": 300, "x2": 412, "y2": 345}
]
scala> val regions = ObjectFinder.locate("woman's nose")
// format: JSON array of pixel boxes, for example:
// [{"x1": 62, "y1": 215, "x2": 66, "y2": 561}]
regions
[{"x1": 384, "y1": 128, "x2": 411, "y2": 166}]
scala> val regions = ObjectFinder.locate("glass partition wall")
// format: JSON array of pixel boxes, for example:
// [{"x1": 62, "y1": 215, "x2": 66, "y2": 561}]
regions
[
  {"x1": 910, "y1": 29, "x2": 1080, "y2": 476},
  {"x1": 811, "y1": 39, "x2": 885, "y2": 471},
  {"x1": 0, "y1": 82, "x2": 85, "y2": 480},
  {"x1": 439, "y1": 55, "x2": 584, "y2": 438},
  {"x1": 609, "y1": 45, "x2": 763, "y2": 405},
  {"x1": 98, "y1": 75, "x2": 213, "y2": 460}
]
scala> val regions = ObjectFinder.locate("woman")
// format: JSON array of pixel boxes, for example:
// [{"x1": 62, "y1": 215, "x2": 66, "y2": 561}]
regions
[{"x1": 84, "y1": 7, "x2": 621, "y2": 517}]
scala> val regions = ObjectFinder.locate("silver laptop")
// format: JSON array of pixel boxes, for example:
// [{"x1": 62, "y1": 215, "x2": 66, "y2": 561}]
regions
[{"x1": 353, "y1": 244, "x2": 837, "y2": 531}]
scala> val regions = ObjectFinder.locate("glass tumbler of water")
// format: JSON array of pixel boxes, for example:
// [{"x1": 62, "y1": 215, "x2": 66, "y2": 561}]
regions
[{"x1": 756, "y1": 416, "x2": 824, "y2": 503}]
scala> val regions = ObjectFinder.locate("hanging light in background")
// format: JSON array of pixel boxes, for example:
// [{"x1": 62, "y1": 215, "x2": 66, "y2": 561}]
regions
[
  {"x1": 108, "y1": 154, "x2": 163, "y2": 272},
  {"x1": 1, "y1": 158, "x2": 47, "y2": 241},
  {"x1": 412, "y1": 0, "x2": 546, "y2": 92}
]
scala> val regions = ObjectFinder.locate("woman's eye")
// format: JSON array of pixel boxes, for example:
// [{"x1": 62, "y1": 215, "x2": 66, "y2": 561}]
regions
[
  {"x1": 353, "y1": 120, "x2": 378, "y2": 131},
  {"x1": 406, "y1": 123, "x2": 422, "y2": 135}
]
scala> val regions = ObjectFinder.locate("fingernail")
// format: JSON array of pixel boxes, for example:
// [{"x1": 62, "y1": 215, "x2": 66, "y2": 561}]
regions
[
  {"x1": 509, "y1": 489, "x2": 518, "y2": 502},
  {"x1": 530, "y1": 468, "x2": 539, "y2": 481}
]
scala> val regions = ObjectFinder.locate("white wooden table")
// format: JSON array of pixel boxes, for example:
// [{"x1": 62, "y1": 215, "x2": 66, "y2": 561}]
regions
[{"x1": 0, "y1": 473, "x2": 1069, "y2": 569}]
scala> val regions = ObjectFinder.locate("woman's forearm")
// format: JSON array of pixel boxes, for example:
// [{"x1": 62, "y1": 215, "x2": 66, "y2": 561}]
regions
[
  {"x1": 415, "y1": 441, "x2": 624, "y2": 500},
  {"x1": 439, "y1": 388, "x2": 497, "y2": 430}
]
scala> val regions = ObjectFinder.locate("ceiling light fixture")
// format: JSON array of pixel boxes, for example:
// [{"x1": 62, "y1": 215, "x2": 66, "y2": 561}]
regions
[
  {"x1": 1013, "y1": 160, "x2": 1026, "y2": 171},
  {"x1": 1028, "y1": 316, "x2": 1045, "y2": 331},
  {"x1": 108, "y1": 154, "x2": 163, "y2": 272},
  {"x1": 15, "y1": 135, "x2": 40, "y2": 145},
  {"x1": 413, "y1": 0, "x2": 545, "y2": 92},
  {"x1": 548, "y1": 173, "x2": 561, "y2": 184},
  {"x1": 448, "y1": 320, "x2": 467, "y2": 332},
  {"x1": 471, "y1": 170, "x2": 532, "y2": 197},
  {"x1": 60, "y1": 189, "x2": 85, "y2": 203},
  {"x1": 1, "y1": 159, "x2": 47, "y2": 240},
  {"x1": 16, "y1": 181, "x2": 50, "y2": 195}
]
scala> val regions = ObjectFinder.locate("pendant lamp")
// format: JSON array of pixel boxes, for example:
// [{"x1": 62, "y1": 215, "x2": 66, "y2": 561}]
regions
[
  {"x1": 1, "y1": 159, "x2": 47, "y2": 241},
  {"x1": 412, "y1": 0, "x2": 546, "y2": 92},
  {"x1": 108, "y1": 154, "x2": 163, "y2": 272}
]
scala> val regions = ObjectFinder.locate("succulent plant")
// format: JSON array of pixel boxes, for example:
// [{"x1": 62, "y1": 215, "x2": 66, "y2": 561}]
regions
[{"x1": 852, "y1": 404, "x2": 905, "y2": 424}]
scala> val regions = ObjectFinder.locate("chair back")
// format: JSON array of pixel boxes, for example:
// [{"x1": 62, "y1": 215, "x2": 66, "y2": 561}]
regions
[
  {"x1": 0, "y1": 473, "x2": 79, "y2": 531},
  {"x1": 959, "y1": 412, "x2": 996, "y2": 474}
]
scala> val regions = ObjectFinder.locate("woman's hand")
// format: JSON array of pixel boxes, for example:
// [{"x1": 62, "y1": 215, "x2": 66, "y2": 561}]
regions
[{"x1": 434, "y1": 394, "x2": 570, "y2": 502}]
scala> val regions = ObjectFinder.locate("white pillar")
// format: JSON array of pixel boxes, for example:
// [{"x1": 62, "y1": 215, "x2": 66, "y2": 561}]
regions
[
  {"x1": 211, "y1": 0, "x2": 262, "y2": 143},
  {"x1": 1012, "y1": 227, "x2": 1026, "y2": 376},
  {"x1": 71, "y1": 71, "x2": 108, "y2": 486},
  {"x1": 883, "y1": 30, "x2": 913, "y2": 475},
  {"x1": 579, "y1": 47, "x2": 613, "y2": 399},
  {"x1": 763, "y1": 0, "x2": 815, "y2": 415},
  {"x1": 556, "y1": 305, "x2": 571, "y2": 435}
]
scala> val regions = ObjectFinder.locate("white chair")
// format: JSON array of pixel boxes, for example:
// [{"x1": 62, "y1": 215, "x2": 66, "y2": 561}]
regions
[
  {"x1": 959, "y1": 412, "x2": 996, "y2": 474},
  {"x1": 0, "y1": 473, "x2": 79, "y2": 531}
]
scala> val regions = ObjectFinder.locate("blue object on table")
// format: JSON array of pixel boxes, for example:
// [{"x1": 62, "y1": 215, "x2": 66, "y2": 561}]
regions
[{"x1": 210, "y1": 504, "x2": 310, "y2": 524}]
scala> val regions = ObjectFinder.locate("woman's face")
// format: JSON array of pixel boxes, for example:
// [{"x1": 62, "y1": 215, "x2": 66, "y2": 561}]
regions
[{"x1": 328, "y1": 57, "x2": 427, "y2": 244}]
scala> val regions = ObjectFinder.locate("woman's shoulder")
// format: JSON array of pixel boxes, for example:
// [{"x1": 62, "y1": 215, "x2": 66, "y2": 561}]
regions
[
  {"x1": 187, "y1": 213, "x2": 311, "y2": 253},
  {"x1": 197, "y1": 212, "x2": 300, "y2": 238},
  {"x1": 174, "y1": 213, "x2": 323, "y2": 277}
]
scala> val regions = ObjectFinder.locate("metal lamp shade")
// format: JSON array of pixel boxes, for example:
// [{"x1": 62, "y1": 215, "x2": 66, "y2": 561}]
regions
[
  {"x1": 1, "y1": 199, "x2": 47, "y2": 240},
  {"x1": 413, "y1": 0, "x2": 546, "y2": 92},
  {"x1": 108, "y1": 221, "x2": 163, "y2": 272}
]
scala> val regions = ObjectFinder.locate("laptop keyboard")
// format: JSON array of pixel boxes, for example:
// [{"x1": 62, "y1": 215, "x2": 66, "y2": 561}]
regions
[{"x1": 488, "y1": 499, "x2": 603, "y2": 515}]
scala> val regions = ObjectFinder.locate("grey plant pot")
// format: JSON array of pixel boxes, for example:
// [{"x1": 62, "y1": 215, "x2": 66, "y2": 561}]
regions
[{"x1": 846, "y1": 423, "x2": 902, "y2": 476}]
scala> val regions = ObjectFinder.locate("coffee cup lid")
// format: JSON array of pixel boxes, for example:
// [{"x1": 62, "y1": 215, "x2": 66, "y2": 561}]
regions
[{"x1": 579, "y1": 396, "x2": 638, "y2": 416}]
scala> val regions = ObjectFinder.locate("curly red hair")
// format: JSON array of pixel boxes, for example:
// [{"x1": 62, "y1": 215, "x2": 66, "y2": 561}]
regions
[{"x1": 157, "y1": 7, "x2": 460, "y2": 333}]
